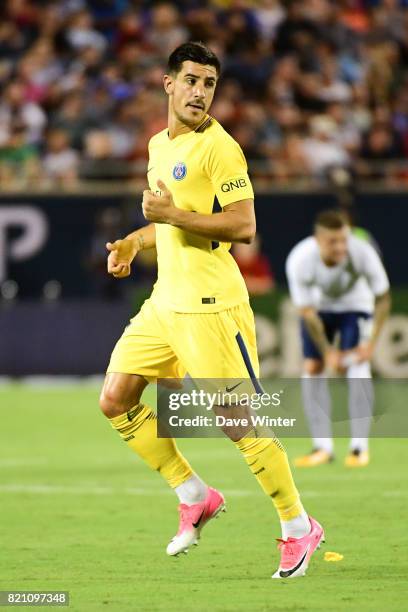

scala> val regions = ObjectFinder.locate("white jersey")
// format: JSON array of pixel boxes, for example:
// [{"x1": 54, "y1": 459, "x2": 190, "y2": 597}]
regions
[{"x1": 286, "y1": 235, "x2": 389, "y2": 313}]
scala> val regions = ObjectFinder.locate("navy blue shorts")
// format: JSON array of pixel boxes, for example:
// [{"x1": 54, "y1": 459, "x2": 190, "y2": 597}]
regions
[{"x1": 300, "y1": 311, "x2": 373, "y2": 359}]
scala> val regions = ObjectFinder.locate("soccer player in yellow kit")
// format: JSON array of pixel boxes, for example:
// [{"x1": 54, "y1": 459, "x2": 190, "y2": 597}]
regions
[{"x1": 99, "y1": 42, "x2": 323, "y2": 578}]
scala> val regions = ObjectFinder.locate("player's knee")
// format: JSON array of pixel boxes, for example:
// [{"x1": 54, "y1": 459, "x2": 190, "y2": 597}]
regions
[
  {"x1": 100, "y1": 373, "x2": 146, "y2": 418},
  {"x1": 304, "y1": 360, "x2": 324, "y2": 376},
  {"x1": 99, "y1": 387, "x2": 128, "y2": 418},
  {"x1": 224, "y1": 428, "x2": 244, "y2": 443}
]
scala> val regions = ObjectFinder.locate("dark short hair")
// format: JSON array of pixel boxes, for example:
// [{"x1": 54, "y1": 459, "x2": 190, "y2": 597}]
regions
[
  {"x1": 167, "y1": 41, "x2": 221, "y2": 76},
  {"x1": 314, "y1": 210, "x2": 348, "y2": 231}
]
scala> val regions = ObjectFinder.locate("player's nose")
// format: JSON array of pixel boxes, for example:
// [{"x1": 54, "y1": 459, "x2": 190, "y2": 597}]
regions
[{"x1": 193, "y1": 85, "x2": 206, "y2": 100}]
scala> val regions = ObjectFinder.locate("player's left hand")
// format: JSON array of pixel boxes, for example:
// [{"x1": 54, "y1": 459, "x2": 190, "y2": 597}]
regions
[
  {"x1": 355, "y1": 342, "x2": 374, "y2": 363},
  {"x1": 142, "y1": 180, "x2": 177, "y2": 224},
  {"x1": 325, "y1": 348, "x2": 344, "y2": 374}
]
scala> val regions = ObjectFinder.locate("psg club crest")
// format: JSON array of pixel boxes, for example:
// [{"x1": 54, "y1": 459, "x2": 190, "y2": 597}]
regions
[{"x1": 173, "y1": 161, "x2": 187, "y2": 181}]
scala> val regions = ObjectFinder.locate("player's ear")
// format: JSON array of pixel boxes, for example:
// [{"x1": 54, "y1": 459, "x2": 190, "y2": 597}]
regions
[{"x1": 163, "y1": 74, "x2": 174, "y2": 95}]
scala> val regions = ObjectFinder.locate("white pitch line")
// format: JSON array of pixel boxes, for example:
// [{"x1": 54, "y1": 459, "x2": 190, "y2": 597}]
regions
[
  {"x1": 0, "y1": 484, "x2": 404, "y2": 498},
  {"x1": 0, "y1": 458, "x2": 47, "y2": 467},
  {"x1": 0, "y1": 484, "x2": 249, "y2": 497},
  {"x1": 0, "y1": 484, "x2": 118, "y2": 495},
  {"x1": 382, "y1": 491, "x2": 408, "y2": 497},
  {"x1": 0, "y1": 484, "x2": 281, "y2": 497}
]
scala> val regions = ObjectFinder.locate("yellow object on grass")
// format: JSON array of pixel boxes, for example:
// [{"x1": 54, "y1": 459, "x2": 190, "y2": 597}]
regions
[{"x1": 324, "y1": 552, "x2": 344, "y2": 562}]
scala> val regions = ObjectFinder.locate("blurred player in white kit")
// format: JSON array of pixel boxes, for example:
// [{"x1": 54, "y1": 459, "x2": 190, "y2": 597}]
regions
[{"x1": 286, "y1": 210, "x2": 391, "y2": 467}]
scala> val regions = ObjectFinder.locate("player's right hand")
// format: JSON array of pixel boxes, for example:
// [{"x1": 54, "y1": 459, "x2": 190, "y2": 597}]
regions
[{"x1": 106, "y1": 239, "x2": 137, "y2": 278}]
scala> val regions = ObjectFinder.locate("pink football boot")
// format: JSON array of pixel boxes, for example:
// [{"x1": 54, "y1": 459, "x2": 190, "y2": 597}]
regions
[
  {"x1": 272, "y1": 516, "x2": 324, "y2": 578},
  {"x1": 167, "y1": 487, "x2": 226, "y2": 556}
]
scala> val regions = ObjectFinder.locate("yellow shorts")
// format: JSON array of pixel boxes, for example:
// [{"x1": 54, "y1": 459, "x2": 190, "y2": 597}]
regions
[{"x1": 107, "y1": 298, "x2": 260, "y2": 387}]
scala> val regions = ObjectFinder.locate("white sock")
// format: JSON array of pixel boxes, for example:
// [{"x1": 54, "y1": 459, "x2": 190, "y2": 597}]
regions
[
  {"x1": 347, "y1": 360, "x2": 372, "y2": 453},
  {"x1": 281, "y1": 509, "x2": 310, "y2": 540},
  {"x1": 174, "y1": 474, "x2": 208, "y2": 505},
  {"x1": 350, "y1": 437, "x2": 369, "y2": 452},
  {"x1": 301, "y1": 373, "x2": 333, "y2": 454}
]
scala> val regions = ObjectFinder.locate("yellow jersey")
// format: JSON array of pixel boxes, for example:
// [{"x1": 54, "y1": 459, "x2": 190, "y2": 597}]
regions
[{"x1": 147, "y1": 116, "x2": 254, "y2": 313}]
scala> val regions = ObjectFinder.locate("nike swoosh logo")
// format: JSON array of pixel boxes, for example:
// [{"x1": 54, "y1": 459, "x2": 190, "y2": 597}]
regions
[
  {"x1": 147, "y1": 167, "x2": 154, "y2": 173},
  {"x1": 127, "y1": 404, "x2": 143, "y2": 421},
  {"x1": 279, "y1": 547, "x2": 309, "y2": 578},
  {"x1": 192, "y1": 510, "x2": 205, "y2": 529},
  {"x1": 225, "y1": 382, "x2": 243, "y2": 393}
]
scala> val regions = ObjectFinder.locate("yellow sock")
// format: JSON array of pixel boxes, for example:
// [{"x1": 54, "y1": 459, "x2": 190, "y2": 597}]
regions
[
  {"x1": 235, "y1": 435, "x2": 304, "y2": 521},
  {"x1": 110, "y1": 403, "x2": 193, "y2": 488}
]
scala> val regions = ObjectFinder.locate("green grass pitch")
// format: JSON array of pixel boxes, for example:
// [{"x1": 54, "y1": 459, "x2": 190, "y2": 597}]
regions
[{"x1": 1, "y1": 384, "x2": 407, "y2": 611}]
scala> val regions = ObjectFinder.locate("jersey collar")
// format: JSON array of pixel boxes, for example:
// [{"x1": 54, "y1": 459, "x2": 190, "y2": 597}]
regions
[{"x1": 166, "y1": 115, "x2": 213, "y2": 140}]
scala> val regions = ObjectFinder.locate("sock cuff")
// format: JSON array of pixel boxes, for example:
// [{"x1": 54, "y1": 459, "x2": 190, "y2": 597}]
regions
[
  {"x1": 347, "y1": 360, "x2": 372, "y2": 378},
  {"x1": 163, "y1": 454, "x2": 194, "y2": 489},
  {"x1": 109, "y1": 403, "x2": 144, "y2": 427},
  {"x1": 235, "y1": 435, "x2": 285, "y2": 457},
  {"x1": 302, "y1": 372, "x2": 327, "y2": 379},
  {"x1": 275, "y1": 496, "x2": 304, "y2": 521},
  {"x1": 110, "y1": 404, "x2": 155, "y2": 438}
]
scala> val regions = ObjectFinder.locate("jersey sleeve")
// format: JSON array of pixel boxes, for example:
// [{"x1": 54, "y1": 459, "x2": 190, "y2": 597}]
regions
[
  {"x1": 359, "y1": 241, "x2": 390, "y2": 296},
  {"x1": 286, "y1": 249, "x2": 315, "y2": 307},
  {"x1": 206, "y1": 136, "x2": 254, "y2": 207}
]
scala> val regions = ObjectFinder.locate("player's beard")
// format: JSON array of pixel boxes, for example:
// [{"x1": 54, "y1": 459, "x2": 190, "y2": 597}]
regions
[{"x1": 175, "y1": 106, "x2": 206, "y2": 130}]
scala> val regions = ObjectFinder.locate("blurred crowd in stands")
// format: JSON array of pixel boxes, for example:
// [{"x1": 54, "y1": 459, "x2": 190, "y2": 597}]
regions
[{"x1": 1, "y1": 0, "x2": 408, "y2": 189}]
